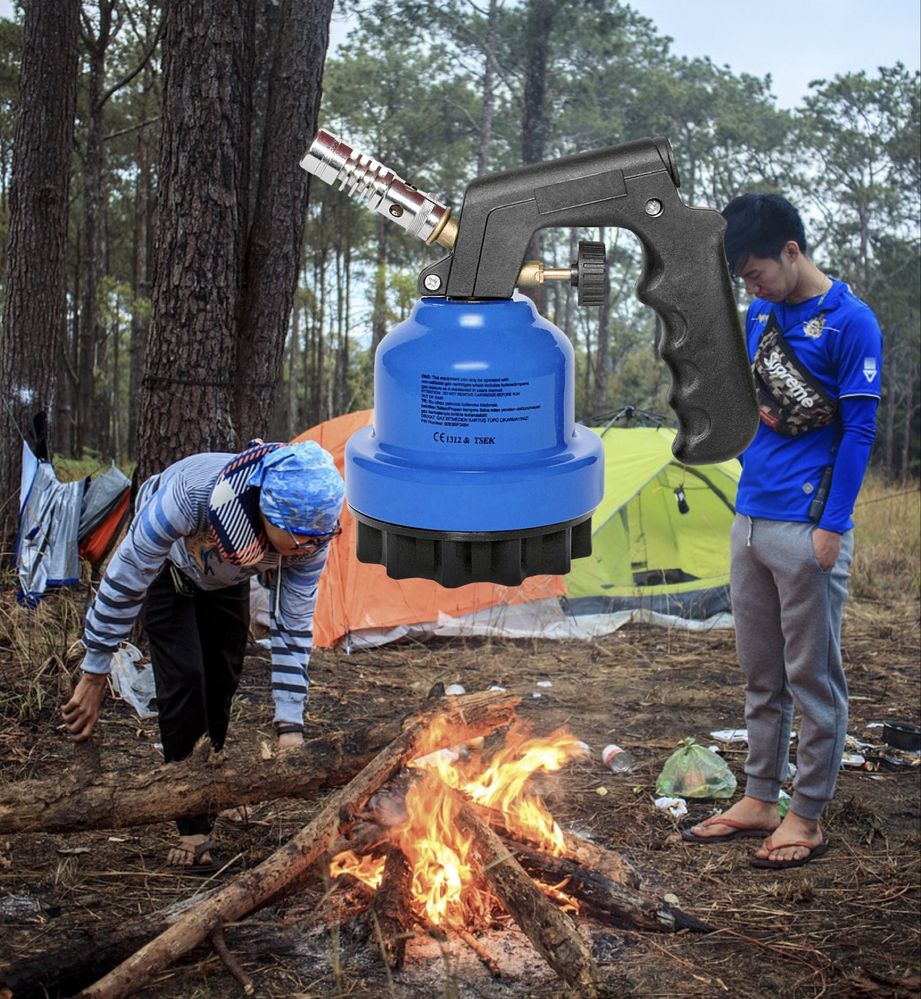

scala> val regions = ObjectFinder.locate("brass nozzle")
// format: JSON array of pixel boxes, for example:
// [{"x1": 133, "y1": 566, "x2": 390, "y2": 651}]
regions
[{"x1": 517, "y1": 261, "x2": 574, "y2": 287}]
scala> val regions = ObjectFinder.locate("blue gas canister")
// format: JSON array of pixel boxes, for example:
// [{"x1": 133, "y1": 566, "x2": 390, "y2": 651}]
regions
[
  {"x1": 345, "y1": 295, "x2": 603, "y2": 586},
  {"x1": 301, "y1": 131, "x2": 758, "y2": 588}
]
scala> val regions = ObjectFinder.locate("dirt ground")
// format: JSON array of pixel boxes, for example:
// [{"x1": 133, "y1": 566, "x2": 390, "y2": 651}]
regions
[{"x1": 1, "y1": 592, "x2": 919, "y2": 999}]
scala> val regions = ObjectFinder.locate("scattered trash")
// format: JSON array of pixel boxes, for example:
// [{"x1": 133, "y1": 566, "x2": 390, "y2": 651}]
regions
[
  {"x1": 488, "y1": 684, "x2": 507, "y2": 692},
  {"x1": 595, "y1": 787, "x2": 609, "y2": 797},
  {"x1": 654, "y1": 796, "x2": 688, "y2": 819},
  {"x1": 663, "y1": 892, "x2": 680, "y2": 906},
  {"x1": 883, "y1": 720, "x2": 921, "y2": 752},
  {"x1": 602, "y1": 743, "x2": 636, "y2": 775},
  {"x1": 536, "y1": 680, "x2": 553, "y2": 688},
  {"x1": 710, "y1": 728, "x2": 748, "y2": 744},
  {"x1": 0, "y1": 893, "x2": 52, "y2": 923},
  {"x1": 532, "y1": 692, "x2": 543, "y2": 699},
  {"x1": 710, "y1": 728, "x2": 796, "y2": 746},
  {"x1": 656, "y1": 738, "x2": 737, "y2": 799},
  {"x1": 778, "y1": 790, "x2": 792, "y2": 819},
  {"x1": 56, "y1": 847, "x2": 91, "y2": 856},
  {"x1": 863, "y1": 748, "x2": 920, "y2": 772},
  {"x1": 109, "y1": 642, "x2": 157, "y2": 720},
  {"x1": 577, "y1": 741, "x2": 591, "y2": 754},
  {"x1": 707, "y1": 745, "x2": 721, "y2": 754},
  {"x1": 444, "y1": 683, "x2": 466, "y2": 696},
  {"x1": 841, "y1": 752, "x2": 866, "y2": 768}
]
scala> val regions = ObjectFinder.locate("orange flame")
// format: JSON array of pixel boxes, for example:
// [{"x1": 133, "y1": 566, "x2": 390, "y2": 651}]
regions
[{"x1": 329, "y1": 718, "x2": 585, "y2": 929}]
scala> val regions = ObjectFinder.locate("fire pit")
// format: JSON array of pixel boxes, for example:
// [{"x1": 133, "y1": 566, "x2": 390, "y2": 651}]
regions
[{"x1": 72, "y1": 690, "x2": 709, "y2": 999}]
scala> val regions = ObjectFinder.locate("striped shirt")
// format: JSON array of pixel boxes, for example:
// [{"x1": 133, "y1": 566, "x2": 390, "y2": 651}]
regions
[{"x1": 81, "y1": 452, "x2": 328, "y2": 726}]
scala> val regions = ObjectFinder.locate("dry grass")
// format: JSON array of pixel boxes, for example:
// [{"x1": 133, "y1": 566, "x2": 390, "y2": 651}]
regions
[
  {"x1": 851, "y1": 472, "x2": 921, "y2": 603},
  {"x1": 0, "y1": 474, "x2": 918, "y2": 998}
]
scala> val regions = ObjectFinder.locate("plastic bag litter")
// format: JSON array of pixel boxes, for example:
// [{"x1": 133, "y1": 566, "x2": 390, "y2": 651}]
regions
[
  {"x1": 654, "y1": 796, "x2": 688, "y2": 819},
  {"x1": 655, "y1": 738, "x2": 737, "y2": 799},
  {"x1": 109, "y1": 643, "x2": 157, "y2": 720}
]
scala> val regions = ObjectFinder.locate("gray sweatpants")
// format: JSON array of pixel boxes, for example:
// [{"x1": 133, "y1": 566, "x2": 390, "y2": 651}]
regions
[{"x1": 730, "y1": 516, "x2": 854, "y2": 821}]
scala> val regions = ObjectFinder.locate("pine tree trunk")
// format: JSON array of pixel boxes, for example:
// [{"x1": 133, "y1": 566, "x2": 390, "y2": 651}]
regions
[
  {"x1": 127, "y1": 31, "x2": 157, "y2": 463},
  {"x1": 0, "y1": 0, "x2": 79, "y2": 554},
  {"x1": 76, "y1": 3, "x2": 116, "y2": 458},
  {"x1": 233, "y1": 0, "x2": 334, "y2": 442},
  {"x1": 135, "y1": 0, "x2": 255, "y2": 479},
  {"x1": 520, "y1": 0, "x2": 555, "y2": 315}
]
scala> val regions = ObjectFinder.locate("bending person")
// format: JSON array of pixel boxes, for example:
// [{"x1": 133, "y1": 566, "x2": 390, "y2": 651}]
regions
[{"x1": 62, "y1": 440, "x2": 344, "y2": 869}]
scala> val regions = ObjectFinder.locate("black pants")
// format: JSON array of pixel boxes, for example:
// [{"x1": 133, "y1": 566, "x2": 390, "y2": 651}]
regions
[{"x1": 141, "y1": 565, "x2": 250, "y2": 836}]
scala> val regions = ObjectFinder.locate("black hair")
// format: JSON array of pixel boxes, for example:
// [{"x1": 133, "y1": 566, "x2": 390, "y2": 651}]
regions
[{"x1": 721, "y1": 193, "x2": 808, "y2": 276}]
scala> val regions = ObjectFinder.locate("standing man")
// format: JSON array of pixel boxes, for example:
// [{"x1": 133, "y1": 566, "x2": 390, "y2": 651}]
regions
[
  {"x1": 62, "y1": 440, "x2": 345, "y2": 869},
  {"x1": 683, "y1": 194, "x2": 882, "y2": 869}
]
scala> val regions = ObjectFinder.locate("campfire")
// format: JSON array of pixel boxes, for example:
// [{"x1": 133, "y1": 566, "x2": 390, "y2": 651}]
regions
[
  {"x1": 330, "y1": 719, "x2": 586, "y2": 929},
  {"x1": 316, "y1": 701, "x2": 709, "y2": 993},
  {"x1": 68, "y1": 690, "x2": 709, "y2": 999}
]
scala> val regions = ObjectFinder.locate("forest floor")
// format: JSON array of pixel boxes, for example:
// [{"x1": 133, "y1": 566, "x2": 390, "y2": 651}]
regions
[{"x1": 0, "y1": 579, "x2": 919, "y2": 999}]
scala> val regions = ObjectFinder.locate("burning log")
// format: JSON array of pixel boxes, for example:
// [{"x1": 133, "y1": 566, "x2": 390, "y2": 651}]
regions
[
  {"x1": 479, "y1": 805, "x2": 640, "y2": 889},
  {"x1": 367, "y1": 846, "x2": 415, "y2": 970},
  {"x1": 453, "y1": 794, "x2": 601, "y2": 997},
  {"x1": 509, "y1": 841, "x2": 713, "y2": 934},
  {"x1": 73, "y1": 690, "x2": 519, "y2": 999}
]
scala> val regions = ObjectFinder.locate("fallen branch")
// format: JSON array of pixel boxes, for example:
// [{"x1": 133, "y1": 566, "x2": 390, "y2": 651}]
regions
[
  {"x1": 74, "y1": 691, "x2": 518, "y2": 999},
  {"x1": 510, "y1": 841, "x2": 713, "y2": 933},
  {"x1": 0, "y1": 717, "x2": 429, "y2": 835},
  {"x1": 453, "y1": 793, "x2": 600, "y2": 996}
]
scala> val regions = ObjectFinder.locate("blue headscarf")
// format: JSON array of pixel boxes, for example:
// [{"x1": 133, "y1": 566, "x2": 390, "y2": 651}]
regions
[{"x1": 250, "y1": 441, "x2": 344, "y2": 535}]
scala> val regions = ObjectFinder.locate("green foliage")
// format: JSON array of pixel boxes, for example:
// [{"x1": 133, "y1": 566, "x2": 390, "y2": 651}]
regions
[{"x1": 1, "y1": 2, "x2": 915, "y2": 475}]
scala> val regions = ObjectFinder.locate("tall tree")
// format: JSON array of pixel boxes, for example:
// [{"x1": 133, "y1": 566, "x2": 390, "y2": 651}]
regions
[
  {"x1": 137, "y1": 0, "x2": 333, "y2": 479},
  {"x1": 234, "y1": 0, "x2": 334, "y2": 441},
  {"x1": 0, "y1": 0, "x2": 80, "y2": 554},
  {"x1": 135, "y1": 0, "x2": 254, "y2": 478}
]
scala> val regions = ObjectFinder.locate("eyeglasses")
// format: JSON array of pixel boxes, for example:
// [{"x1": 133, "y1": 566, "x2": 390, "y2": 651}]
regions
[{"x1": 281, "y1": 520, "x2": 342, "y2": 555}]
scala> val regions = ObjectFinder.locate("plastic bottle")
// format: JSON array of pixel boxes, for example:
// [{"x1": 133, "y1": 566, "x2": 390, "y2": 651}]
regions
[{"x1": 602, "y1": 743, "x2": 636, "y2": 774}]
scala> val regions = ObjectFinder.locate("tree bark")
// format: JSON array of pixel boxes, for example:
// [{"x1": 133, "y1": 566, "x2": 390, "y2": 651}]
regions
[
  {"x1": 0, "y1": 691, "x2": 520, "y2": 835},
  {"x1": 135, "y1": 0, "x2": 255, "y2": 479},
  {"x1": 74, "y1": 691, "x2": 518, "y2": 999},
  {"x1": 0, "y1": 0, "x2": 79, "y2": 554},
  {"x1": 233, "y1": 0, "x2": 334, "y2": 441}
]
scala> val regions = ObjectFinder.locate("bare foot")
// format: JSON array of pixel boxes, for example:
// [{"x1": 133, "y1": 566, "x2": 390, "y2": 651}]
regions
[
  {"x1": 687, "y1": 796, "x2": 781, "y2": 839},
  {"x1": 166, "y1": 834, "x2": 215, "y2": 867},
  {"x1": 753, "y1": 811, "x2": 822, "y2": 864}
]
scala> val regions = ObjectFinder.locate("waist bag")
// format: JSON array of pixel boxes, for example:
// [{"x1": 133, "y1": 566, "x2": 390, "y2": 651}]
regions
[{"x1": 752, "y1": 312, "x2": 837, "y2": 436}]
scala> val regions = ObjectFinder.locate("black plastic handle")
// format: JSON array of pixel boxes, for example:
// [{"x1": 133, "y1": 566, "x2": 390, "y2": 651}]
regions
[{"x1": 427, "y1": 138, "x2": 758, "y2": 464}]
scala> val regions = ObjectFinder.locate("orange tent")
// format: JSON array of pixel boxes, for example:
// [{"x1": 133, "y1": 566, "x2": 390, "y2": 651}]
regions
[{"x1": 293, "y1": 411, "x2": 565, "y2": 648}]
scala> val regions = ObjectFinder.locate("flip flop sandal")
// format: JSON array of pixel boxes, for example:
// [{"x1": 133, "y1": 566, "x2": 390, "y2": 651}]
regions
[
  {"x1": 681, "y1": 816, "x2": 779, "y2": 844},
  {"x1": 750, "y1": 839, "x2": 830, "y2": 870},
  {"x1": 168, "y1": 838, "x2": 221, "y2": 875}
]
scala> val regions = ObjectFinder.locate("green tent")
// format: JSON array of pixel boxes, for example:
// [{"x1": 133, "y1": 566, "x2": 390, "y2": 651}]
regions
[{"x1": 563, "y1": 426, "x2": 741, "y2": 620}]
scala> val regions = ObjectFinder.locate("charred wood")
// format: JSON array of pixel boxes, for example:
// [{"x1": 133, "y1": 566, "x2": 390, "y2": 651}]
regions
[
  {"x1": 367, "y1": 846, "x2": 414, "y2": 970},
  {"x1": 509, "y1": 841, "x2": 713, "y2": 934},
  {"x1": 453, "y1": 794, "x2": 600, "y2": 997}
]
